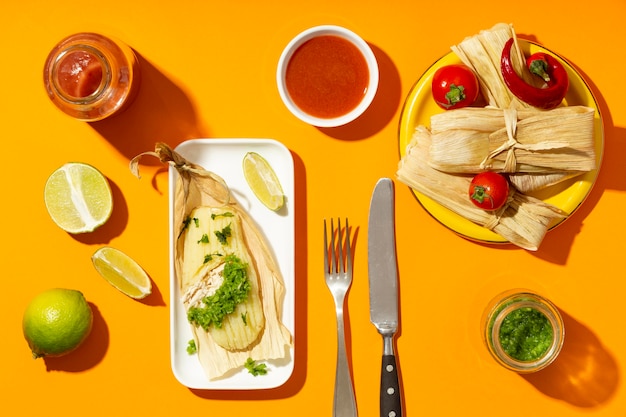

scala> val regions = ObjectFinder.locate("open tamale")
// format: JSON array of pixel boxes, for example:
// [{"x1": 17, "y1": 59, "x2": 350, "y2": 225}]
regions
[
  {"x1": 181, "y1": 206, "x2": 265, "y2": 352},
  {"x1": 397, "y1": 126, "x2": 567, "y2": 251},
  {"x1": 427, "y1": 106, "x2": 596, "y2": 175},
  {"x1": 130, "y1": 143, "x2": 292, "y2": 380}
]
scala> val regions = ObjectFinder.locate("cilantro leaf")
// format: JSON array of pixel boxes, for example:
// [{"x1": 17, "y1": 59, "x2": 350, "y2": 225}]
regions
[{"x1": 244, "y1": 358, "x2": 268, "y2": 376}]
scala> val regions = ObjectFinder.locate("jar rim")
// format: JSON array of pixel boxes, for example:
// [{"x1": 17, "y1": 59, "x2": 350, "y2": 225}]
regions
[
  {"x1": 485, "y1": 291, "x2": 565, "y2": 373},
  {"x1": 49, "y1": 44, "x2": 112, "y2": 104}
]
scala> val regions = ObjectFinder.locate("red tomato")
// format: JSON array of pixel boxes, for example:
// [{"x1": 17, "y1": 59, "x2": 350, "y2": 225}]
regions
[
  {"x1": 432, "y1": 64, "x2": 480, "y2": 110},
  {"x1": 468, "y1": 172, "x2": 510, "y2": 211}
]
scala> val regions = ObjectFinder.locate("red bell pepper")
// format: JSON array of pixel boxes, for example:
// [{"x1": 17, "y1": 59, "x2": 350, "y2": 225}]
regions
[{"x1": 500, "y1": 38, "x2": 569, "y2": 110}]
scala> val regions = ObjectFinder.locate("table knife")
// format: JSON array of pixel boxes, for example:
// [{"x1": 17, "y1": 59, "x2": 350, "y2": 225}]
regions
[{"x1": 368, "y1": 177, "x2": 402, "y2": 417}]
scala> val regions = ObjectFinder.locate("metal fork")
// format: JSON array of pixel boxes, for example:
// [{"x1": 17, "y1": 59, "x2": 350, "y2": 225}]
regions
[{"x1": 324, "y1": 218, "x2": 358, "y2": 417}]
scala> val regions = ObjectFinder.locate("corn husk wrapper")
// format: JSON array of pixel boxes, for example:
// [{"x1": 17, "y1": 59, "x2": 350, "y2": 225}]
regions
[
  {"x1": 451, "y1": 22, "x2": 543, "y2": 109},
  {"x1": 450, "y1": 23, "x2": 591, "y2": 192},
  {"x1": 428, "y1": 106, "x2": 596, "y2": 175},
  {"x1": 130, "y1": 143, "x2": 292, "y2": 380},
  {"x1": 397, "y1": 126, "x2": 567, "y2": 251},
  {"x1": 508, "y1": 172, "x2": 583, "y2": 193}
]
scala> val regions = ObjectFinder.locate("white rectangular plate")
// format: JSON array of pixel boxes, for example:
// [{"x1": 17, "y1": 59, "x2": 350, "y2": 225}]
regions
[{"x1": 168, "y1": 138, "x2": 295, "y2": 390}]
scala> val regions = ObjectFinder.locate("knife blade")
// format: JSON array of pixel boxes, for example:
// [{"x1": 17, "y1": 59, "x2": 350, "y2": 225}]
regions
[{"x1": 368, "y1": 177, "x2": 402, "y2": 417}]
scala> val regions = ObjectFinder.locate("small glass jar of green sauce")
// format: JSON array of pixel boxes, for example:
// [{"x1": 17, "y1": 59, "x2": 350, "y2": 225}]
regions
[
  {"x1": 483, "y1": 290, "x2": 564, "y2": 373},
  {"x1": 43, "y1": 33, "x2": 140, "y2": 121}
]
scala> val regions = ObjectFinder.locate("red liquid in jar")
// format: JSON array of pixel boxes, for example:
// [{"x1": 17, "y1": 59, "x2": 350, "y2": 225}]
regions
[
  {"x1": 285, "y1": 35, "x2": 369, "y2": 119},
  {"x1": 56, "y1": 51, "x2": 103, "y2": 98},
  {"x1": 44, "y1": 33, "x2": 140, "y2": 121}
]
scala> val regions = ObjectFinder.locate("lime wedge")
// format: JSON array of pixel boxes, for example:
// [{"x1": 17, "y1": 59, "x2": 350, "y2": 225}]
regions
[
  {"x1": 91, "y1": 247, "x2": 152, "y2": 299},
  {"x1": 44, "y1": 162, "x2": 113, "y2": 234},
  {"x1": 242, "y1": 152, "x2": 285, "y2": 211}
]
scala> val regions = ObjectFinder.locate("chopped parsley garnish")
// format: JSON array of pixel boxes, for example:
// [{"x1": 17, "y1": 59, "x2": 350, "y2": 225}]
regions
[
  {"x1": 244, "y1": 358, "x2": 268, "y2": 376},
  {"x1": 211, "y1": 212, "x2": 234, "y2": 220},
  {"x1": 186, "y1": 339, "x2": 197, "y2": 355},
  {"x1": 187, "y1": 255, "x2": 251, "y2": 330},
  {"x1": 203, "y1": 252, "x2": 223, "y2": 264},
  {"x1": 197, "y1": 234, "x2": 209, "y2": 244},
  {"x1": 214, "y1": 224, "x2": 232, "y2": 245},
  {"x1": 241, "y1": 312, "x2": 248, "y2": 325}
]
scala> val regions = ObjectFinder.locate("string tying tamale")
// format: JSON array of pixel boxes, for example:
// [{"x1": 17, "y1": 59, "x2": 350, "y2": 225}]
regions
[
  {"x1": 427, "y1": 105, "x2": 595, "y2": 175},
  {"x1": 397, "y1": 126, "x2": 567, "y2": 251},
  {"x1": 130, "y1": 143, "x2": 292, "y2": 380}
]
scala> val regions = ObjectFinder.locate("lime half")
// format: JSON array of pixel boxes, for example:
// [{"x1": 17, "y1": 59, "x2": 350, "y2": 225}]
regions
[
  {"x1": 92, "y1": 247, "x2": 152, "y2": 299},
  {"x1": 44, "y1": 162, "x2": 113, "y2": 233},
  {"x1": 243, "y1": 152, "x2": 285, "y2": 211}
]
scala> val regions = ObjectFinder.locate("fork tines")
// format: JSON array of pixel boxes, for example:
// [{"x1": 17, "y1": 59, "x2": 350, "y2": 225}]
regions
[{"x1": 324, "y1": 218, "x2": 351, "y2": 276}]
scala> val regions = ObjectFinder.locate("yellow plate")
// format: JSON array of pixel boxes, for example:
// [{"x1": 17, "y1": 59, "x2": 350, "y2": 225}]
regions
[{"x1": 398, "y1": 40, "x2": 604, "y2": 244}]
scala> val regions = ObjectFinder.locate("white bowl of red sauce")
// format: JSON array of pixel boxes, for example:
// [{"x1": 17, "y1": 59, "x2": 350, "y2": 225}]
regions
[{"x1": 277, "y1": 25, "x2": 379, "y2": 127}]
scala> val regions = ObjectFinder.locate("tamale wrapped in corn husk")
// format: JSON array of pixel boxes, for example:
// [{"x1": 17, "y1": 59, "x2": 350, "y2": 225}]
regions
[
  {"x1": 508, "y1": 172, "x2": 583, "y2": 193},
  {"x1": 130, "y1": 143, "x2": 292, "y2": 380},
  {"x1": 451, "y1": 23, "x2": 542, "y2": 109},
  {"x1": 428, "y1": 106, "x2": 595, "y2": 175},
  {"x1": 397, "y1": 126, "x2": 567, "y2": 251}
]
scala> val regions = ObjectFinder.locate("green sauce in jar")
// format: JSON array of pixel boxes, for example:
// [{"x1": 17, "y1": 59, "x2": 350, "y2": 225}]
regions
[
  {"x1": 498, "y1": 307, "x2": 553, "y2": 362},
  {"x1": 484, "y1": 291, "x2": 564, "y2": 373}
]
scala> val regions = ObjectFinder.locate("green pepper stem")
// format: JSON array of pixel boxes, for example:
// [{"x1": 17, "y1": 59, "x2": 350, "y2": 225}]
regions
[
  {"x1": 445, "y1": 84, "x2": 466, "y2": 105},
  {"x1": 528, "y1": 58, "x2": 551, "y2": 83}
]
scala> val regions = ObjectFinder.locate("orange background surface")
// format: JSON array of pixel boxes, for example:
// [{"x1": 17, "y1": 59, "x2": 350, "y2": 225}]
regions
[{"x1": 2, "y1": 1, "x2": 626, "y2": 415}]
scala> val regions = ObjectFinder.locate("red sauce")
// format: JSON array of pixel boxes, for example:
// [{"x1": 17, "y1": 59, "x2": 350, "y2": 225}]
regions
[
  {"x1": 56, "y1": 51, "x2": 103, "y2": 98},
  {"x1": 285, "y1": 35, "x2": 369, "y2": 119}
]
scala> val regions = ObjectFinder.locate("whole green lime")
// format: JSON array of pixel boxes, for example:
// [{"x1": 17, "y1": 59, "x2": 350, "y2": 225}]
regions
[{"x1": 22, "y1": 288, "x2": 93, "y2": 359}]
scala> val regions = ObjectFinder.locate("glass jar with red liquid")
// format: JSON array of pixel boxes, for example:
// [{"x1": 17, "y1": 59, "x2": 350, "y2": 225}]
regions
[{"x1": 44, "y1": 33, "x2": 140, "y2": 121}]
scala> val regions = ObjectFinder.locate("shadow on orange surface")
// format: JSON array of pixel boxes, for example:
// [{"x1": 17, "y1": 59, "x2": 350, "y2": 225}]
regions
[
  {"x1": 138, "y1": 273, "x2": 166, "y2": 307},
  {"x1": 522, "y1": 310, "x2": 619, "y2": 408},
  {"x1": 187, "y1": 151, "x2": 308, "y2": 399},
  {"x1": 530, "y1": 55, "x2": 626, "y2": 265},
  {"x1": 533, "y1": 131, "x2": 626, "y2": 265},
  {"x1": 89, "y1": 53, "x2": 207, "y2": 160},
  {"x1": 319, "y1": 44, "x2": 401, "y2": 141},
  {"x1": 279, "y1": 150, "x2": 308, "y2": 397},
  {"x1": 43, "y1": 302, "x2": 109, "y2": 372},
  {"x1": 344, "y1": 223, "x2": 360, "y2": 392}
]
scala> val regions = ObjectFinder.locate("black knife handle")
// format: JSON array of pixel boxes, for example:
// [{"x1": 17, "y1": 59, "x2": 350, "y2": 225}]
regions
[{"x1": 380, "y1": 354, "x2": 401, "y2": 417}]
